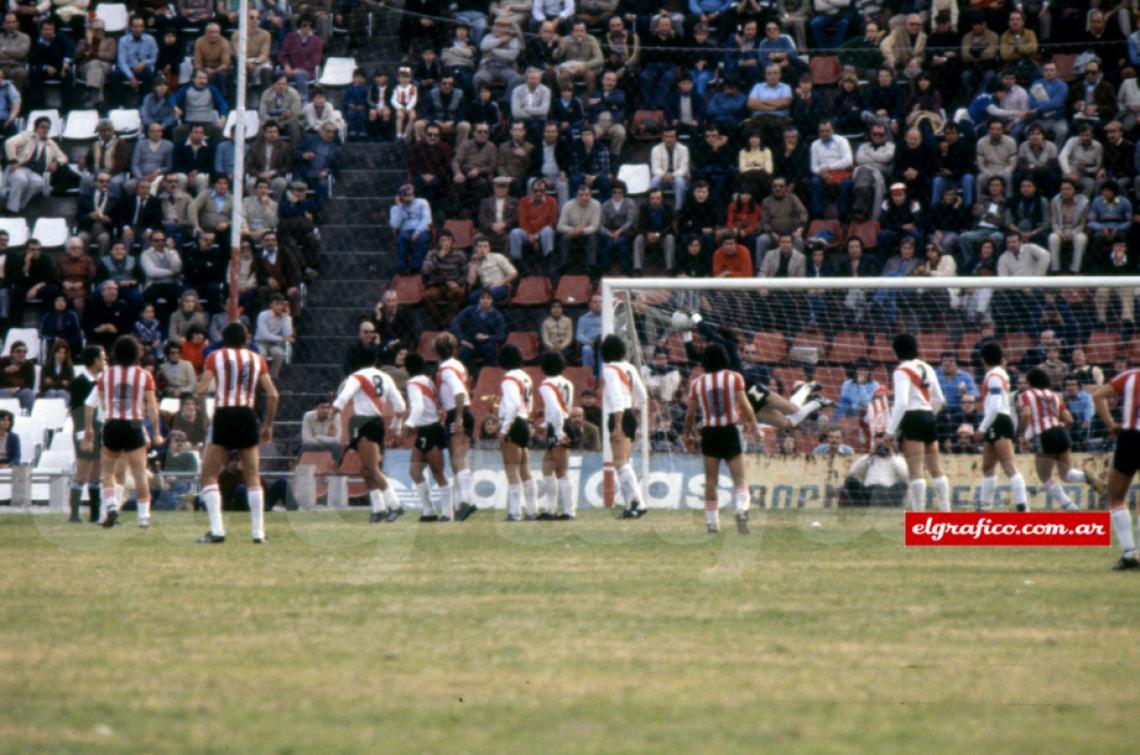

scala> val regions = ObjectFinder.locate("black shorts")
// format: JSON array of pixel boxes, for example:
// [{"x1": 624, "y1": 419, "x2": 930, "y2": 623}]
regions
[
  {"x1": 607, "y1": 409, "x2": 638, "y2": 438},
  {"x1": 899, "y1": 410, "x2": 937, "y2": 445},
  {"x1": 207, "y1": 406, "x2": 261, "y2": 451},
  {"x1": 505, "y1": 417, "x2": 530, "y2": 448},
  {"x1": 350, "y1": 416, "x2": 386, "y2": 450},
  {"x1": 701, "y1": 425, "x2": 743, "y2": 460},
  {"x1": 1112, "y1": 429, "x2": 1140, "y2": 478},
  {"x1": 746, "y1": 383, "x2": 771, "y2": 412},
  {"x1": 444, "y1": 407, "x2": 475, "y2": 443},
  {"x1": 102, "y1": 419, "x2": 147, "y2": 453},
  {"x1": 414, "y1": 422, "x2": 447, "y2": 453},
  {"x1": 983, "y1": 414, "x2": 1015, "y2": 444},
  {"x1": 75, "y1": 420, "x2": 103, "y2": 460},
  {"x1": 546, "y1": 422, "x2": 571, "y2": 450},
  {"x1": 1033, "y1": 426, "x2": 1071, "y2": 456}
]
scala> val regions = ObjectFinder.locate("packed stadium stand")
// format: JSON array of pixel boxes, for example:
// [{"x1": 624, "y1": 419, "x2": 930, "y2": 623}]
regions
[{"x1": 1, "y1": 0, "x2": 1140, "y2": 490}]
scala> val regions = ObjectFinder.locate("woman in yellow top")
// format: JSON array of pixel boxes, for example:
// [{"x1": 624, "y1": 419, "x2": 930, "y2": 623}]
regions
[{"x1": 737, "y1": 130, "x2": 773, "y2": 196}]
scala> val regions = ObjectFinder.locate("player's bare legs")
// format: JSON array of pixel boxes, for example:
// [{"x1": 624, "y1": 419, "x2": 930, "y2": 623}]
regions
[
  {"x1": 980, "y1": 437, "x2": 1025, "y2": 512},
  {"x1": 448, "y1": 430, "x2": 473, "y2": 517},
  {"x1": 500, "y1": 439, "x2": 535, "y2": 520},
  {"x1": 900, "y1": 438, "x2": 943, "y2": 512},
  {"x1": 542, "y1": 442, "x2": 572, "y2": 518},
  {"x1": 410, "y1": 445, "x2": 449, "y2": 520},
  {"x1": 197, "y1": 443, "x2": 233, "y2": 540},
  {"x1": 358, "y1": 439, "x2": 400, "y2": 522}
]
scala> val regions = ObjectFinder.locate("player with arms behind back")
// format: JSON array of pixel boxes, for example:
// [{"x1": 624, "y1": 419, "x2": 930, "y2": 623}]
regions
[
  {"x1": 683, "y1": 343, "x2": 758, "y2": 535},
  {"x1": 1093, "y1": 366, "x2": 1140, "y2": 570},
  {"x1": 538, "y1": 351, "x2": 575, "y2": 520},
  {"x1": 196, "y1": 323, "x2": 278, "y2": 544},
  {"x1": 1019, "y1": 367, "x2": 1103, "y2": 513},
  {"x1": 333, "y1": 346, "x2": 407, "y2": 523},
  {"x1": 498, "y1": 343, "x2": 538, "y2": 521},
  {"x1": 976, "y1": 342, "x2": 1029, "y2": 512},
  {"x1": 82, "y1": 336, "x2": 161, "y2": 529},
  {"x1": 601, "y1": 334, "x2": 649, "y2": 519},
  {"x1": 435, "y1": 332, "x2": 478, "y2": 521},
  {"x1": 70, "y1": 345, "x2": 106, "y2": 523},
  {"x1": 886, "y1": 333, "x2": 952, "y2": 513}
]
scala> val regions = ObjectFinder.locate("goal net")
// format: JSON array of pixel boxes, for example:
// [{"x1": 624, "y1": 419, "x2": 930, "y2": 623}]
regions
[{"x1": 600, "y1": 274, "x2": 1139, "y2": 511}]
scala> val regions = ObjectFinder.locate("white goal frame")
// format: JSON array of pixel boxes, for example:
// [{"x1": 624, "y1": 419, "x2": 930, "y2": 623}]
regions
[{"x1": 600, "y1": 275, "x2": 1140, "y2": 507}]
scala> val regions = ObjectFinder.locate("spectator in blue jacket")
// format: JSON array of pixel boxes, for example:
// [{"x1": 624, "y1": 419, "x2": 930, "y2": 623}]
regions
[
  {"x1": 666, "y1": 75, "x2": 707, "y2": 142},
  {"x1": 586, "y1": 70, "x2": 626, "y2": 158},
  {"x1": 450, "y1": 289, "x2": 506, "y2": 368},
  {"x1": 836, "y1": 359, "x2": 879, "y2": 419},
  {"x1": 935, "y1": 351, "x2": 979, "y2": 412},
  {"x1": 550, "y1": 82, "x2": 586, "y2": 140},
  {"x1": 705, "y1": 77, "x2": 747, "y2": 133},
  {"x1": 0, "y1": 410, "x2": 20, "y2": 468},
  {"x1": 172, "y1": 68, "x2": 229, "y2": 142},
  {"x1": 1086, "y1": 180, "x2": 1132, "y2": 260},
  {"x1": 388, "y1": 184, "x2": 433, "y2": 274},
  {"x1": 1028, "y1": 61, "x2": 1069, "y2": 144}
]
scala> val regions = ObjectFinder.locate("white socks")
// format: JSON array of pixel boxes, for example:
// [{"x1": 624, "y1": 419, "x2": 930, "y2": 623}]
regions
[
  {"x1": 1009, "y1": 473, "x2": 1027, "y2": 510},
  {"x1": 788, "y1": 399, "x2": 823, "y2": 427},
  {"x1": 248, "y1": 487, "x2": 264, "y2": 540},
  {"x1": 1111, "y1": 506, "x2": 1136, "y2": 556},
  {"x1": 101, "y1": 486, "x2": 119, "y2": 522},
  {"x1": 136, "y1": 497, "x2": 151, "y2": 522},
  {"x1": 436, "y1": 483, "x2": 452, "y2": 519},
  {"x1": 789, "y1": 382, "x2": 813, "y2": 407},
  {"x1": 456, "y1": 469, "x2": 474, "y2": 505},
  {"x1": 383, "y1": 485, "x2": 399, "y2": 511},
  {"x1": 705, "y1": 500, "x2": 719, "y2": 528},
  {"x1": 909, "y1": 479, "x2": 927, "y2": 512},
  {"x1": 368, "y1": 488, "x2": 384, "y2": 514},
  {"x1": 415, "y1": 480, "x2": 433, "y2": 515},
  {"x1": 522, "y1": 478, "x2": 538, "y2": 517},
  {"x1": 544, "y1": 474, "x2": 558, "y2": 514},
  {"x1": 734, "y1": 486, "x2": 749, "y2": 513},
  {"x1": 1044, "y1": 479, "x2": 1078, "y2": 511},
  {"x1": 979, "y1": 476, "x2": 996, "y2": 511},
  {"x1": 618, "y1": 464, "x2": 640, "y2": 508},
  {"x1": 508, "y1": 483, "x2": 522, "y2": 518},
  {"x1": 202, "y1": 484, "x2": 224, "y2": 536},
  {"x1": 1065, "y1": 468, "x2": 1087, "y2": 483},
  {"x1": 558, "y1": 477, "x2": 573, "y2": 516},
  {"x1": 932, "y1": 476, "x2": 950, "y2": 512}
]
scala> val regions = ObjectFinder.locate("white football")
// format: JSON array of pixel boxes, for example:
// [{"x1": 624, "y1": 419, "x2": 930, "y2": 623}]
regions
[{"x1": 670, "y1": 311, "x2": 692, "y2": 331}]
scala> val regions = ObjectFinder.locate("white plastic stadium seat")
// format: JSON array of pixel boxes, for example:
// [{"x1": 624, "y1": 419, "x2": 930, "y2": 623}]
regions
[
  {"x1": 0, "y1": 398, "x2": 21, "y2": 417},
  {"x1": 318, "y1": 57, "x2": 357, "y2": 87},
  {"x1": 12, "y1": 416, "x2": 45, "y2": 464},
  {"x1": 2, "y1": 328, "x2": 40, "y2": 360},
  {"x1": 223, "y1": 110, "x2": 260, "y2": 140},
  {"x1": 616, "y1": 163, "x2": 650, "y2": 196},
  {"x1": 95, "y1": 2, "x2": 128, "y2": 33},
  {"x1": 31, "y1": 398, "x2": 68, "y2": 432},
  {"x1": 25, "y1": 109, "x2": 62, "y2": 137},
  {"x1": 62, "y1": 109, "x2": 100, "y2": 141},
  {"x1": 0, "y1": 217, "x2": 29, "y2": 247},
  {"x1": 108, "y1": 108, "x2": 141, "y2": 139},
  {"x1": 31, "y1": 217, "x2": 70, "y2": 249}
]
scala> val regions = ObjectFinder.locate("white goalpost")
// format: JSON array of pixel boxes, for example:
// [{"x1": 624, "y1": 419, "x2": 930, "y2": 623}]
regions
[{"x1": 601, "y1": 275, "x2": 1140, "y2": 509}]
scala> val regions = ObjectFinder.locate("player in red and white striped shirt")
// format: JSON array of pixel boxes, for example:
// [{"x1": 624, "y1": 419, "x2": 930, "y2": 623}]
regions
[
  {"x1": 195, "y1": 323, "x2": 279, "y2": 545},
  {"x1": 683, "y1": 343, "x2": 758, "y2": 535},
  {"x1": 81, "y1": 336, "x2": 160, "y2": 529},
  {"x1": 1019, "y1": 368, "x2": 1102, "y2": 514},
  {"x1": 434, "y1": 332, "x2": 477, "y2": 522},
  {"x1": 1094, "y1": 367, "x2": 1140, "y2": 569}
]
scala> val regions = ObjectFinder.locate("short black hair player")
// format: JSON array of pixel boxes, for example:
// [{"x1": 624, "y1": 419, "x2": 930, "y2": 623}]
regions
[
  {"x1": 601, "y1": 334, "x2": 649, "y2": 519},
  {"x1": 976, "y1": 342, "x2": 1029, "y2": 512},
  {"x1": 886, "y1": 333, "x2": 951, "y2": 513},
  {"x1": 1019, "y1": 368, "x2": 1103, "y2": 514},
  {"x1": 435, "y1": 332, "x2": 478, "y2": 521},
  {"x1": 538, "y1": 351, "x2": 576, "y2": 520},
  {"x1": 498, "y1": 343, "x2": 538, "y2": 521},
  {"x1": 69, "y1": 345, "x2": 105, "y2": 523},
  {"x1": 196, "y1": 322, "x2": 279, "y2": 544},
  {"x1": 404, "y1": 352, "x2": 452, "y2": 521},
  {"x1": 683, "y1": 343, "x2": 759, "y2": 534}
]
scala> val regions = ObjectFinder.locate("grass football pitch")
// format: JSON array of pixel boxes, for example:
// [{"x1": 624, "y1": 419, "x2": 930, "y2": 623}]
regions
[{"x1": 1, "y1": 508, "x2": 1136, "y2": 754}]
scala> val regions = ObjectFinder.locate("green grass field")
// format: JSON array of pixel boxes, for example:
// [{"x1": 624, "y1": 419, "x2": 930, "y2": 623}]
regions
[{"x1": 1, "y1": 508, "x2": 1136, "y2": 754}]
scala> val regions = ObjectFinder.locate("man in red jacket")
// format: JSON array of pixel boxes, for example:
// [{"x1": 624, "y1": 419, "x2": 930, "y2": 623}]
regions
[{"x1": 509, "y1": 179, "x2": 558, "y2": 275}]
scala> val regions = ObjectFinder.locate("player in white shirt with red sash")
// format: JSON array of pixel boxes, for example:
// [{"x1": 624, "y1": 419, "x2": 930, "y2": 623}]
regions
[
  {"x1": 538, "y1": 351, "x2": 575, "y2": 520},
  {"x1": 976, "y1": 342, "x2": 1029, "y2": 512},
  {"x1": 886, "y1": 333, "x2": 951, "y2": 512},
  {"x1": 333, "y1": 346, "x2": 408, "y2": 523},
  {"x1": 1094, "y1": 366, "x2": 1140, "y2": 570},
  {"x1": 404, "y1": 352, "x2": 451, "y2": 521},
  {"x1": 498, "y1": 343, "x2": 537, "y2": 521},
  {"x1": 601, "y1": 334, "x2": 649, "y2": 519},
  {"x1": 683, "y1": 343, "x2": 759, "y2": 535},
  {"x1": 1019, "y1": 367, "x2": 1102, "y2": 513},
  {"x1": 195, "y1": 323, "x2": 279, "y2": 544},
  {"x1": 434, "y1": 332, "x2": 478, "y2": 522},
  {"x1": 82, "y1": 336, "x2": 161, "y2": 529}
]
